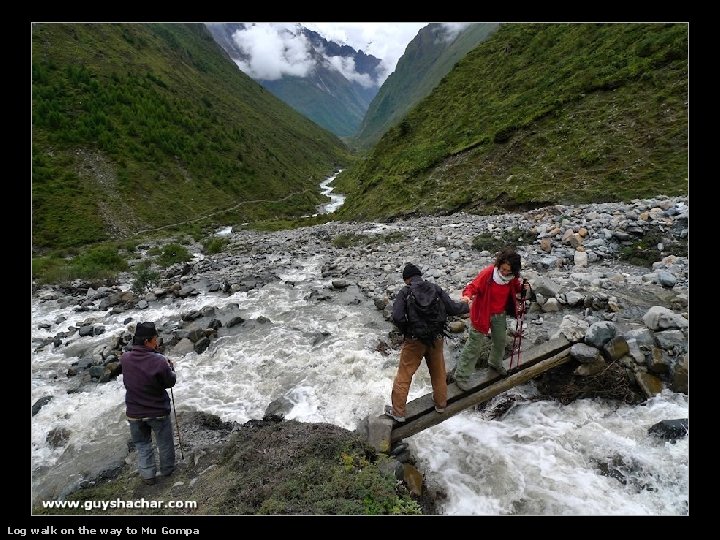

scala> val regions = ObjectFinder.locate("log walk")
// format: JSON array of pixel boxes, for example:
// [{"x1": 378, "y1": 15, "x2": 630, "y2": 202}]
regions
[{"x1": 367, "y1": 336, "x2": 573, "y2": 452}]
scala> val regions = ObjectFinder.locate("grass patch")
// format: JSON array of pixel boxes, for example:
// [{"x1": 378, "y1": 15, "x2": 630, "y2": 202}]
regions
[
  {"x1": 471, "y1": 227, "x2": 536, "y2": 253},
  {"x1": 32, "y1": 244, "x2": 129, "y2": 284},
  {"x1": 617, "y1": 227, "x2": 688, "y2": 267},
  {"x1": 332, "y1": 231, "x2": 408, "y2": 248},
  {"x1": 202, "y1": 237, "x2": 229, "y2": 254}
]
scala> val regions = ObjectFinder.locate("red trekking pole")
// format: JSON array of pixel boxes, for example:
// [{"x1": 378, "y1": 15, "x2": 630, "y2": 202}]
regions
[{"x1": 509, "y1": 280, "x2": 529, "y2": 370}]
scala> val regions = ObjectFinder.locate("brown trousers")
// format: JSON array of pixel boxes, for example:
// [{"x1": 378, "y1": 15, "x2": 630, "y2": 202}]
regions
[{"x1": 391, "y1": 337, "x2": 447, "y2": 416}]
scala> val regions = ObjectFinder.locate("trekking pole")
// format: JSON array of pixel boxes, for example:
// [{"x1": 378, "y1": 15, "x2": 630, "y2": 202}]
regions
[
  {"x1": 509, "y1": 280, "x2": 529, "y2": 370},
  {"x1": 170, "y1": 388, "x2": 185, "y2": 460}
]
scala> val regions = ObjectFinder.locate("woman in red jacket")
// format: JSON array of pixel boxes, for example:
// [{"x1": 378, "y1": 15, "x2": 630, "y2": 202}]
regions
[{"x1": 455, "y1": 248, "x2": 527, "y2": 389}]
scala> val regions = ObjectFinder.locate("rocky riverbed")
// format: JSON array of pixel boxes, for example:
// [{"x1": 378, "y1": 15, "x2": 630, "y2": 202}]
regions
[{"x1": 31, "y1": 195, "x2": 689, "y2": 515}]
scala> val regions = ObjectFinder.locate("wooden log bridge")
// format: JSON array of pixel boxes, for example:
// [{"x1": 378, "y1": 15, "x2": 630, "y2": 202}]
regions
[{"x1": 367, "y1": 336, "x2": 573, "y2": 453}]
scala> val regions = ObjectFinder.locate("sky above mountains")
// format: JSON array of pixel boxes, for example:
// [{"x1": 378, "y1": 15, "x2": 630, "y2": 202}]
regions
[{"x1": 225, "y1": 22, "x2": 472, "y2": 85}]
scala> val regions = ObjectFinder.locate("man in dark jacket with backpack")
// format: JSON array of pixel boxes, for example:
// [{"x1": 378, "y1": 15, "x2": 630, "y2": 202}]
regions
[{"x1": 385, "y1": 263, "x2": 469, "y2": 423}]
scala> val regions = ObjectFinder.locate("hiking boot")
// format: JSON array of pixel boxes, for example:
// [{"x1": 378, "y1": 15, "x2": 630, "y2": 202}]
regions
[
  {"x1": 455, "y1": 379, "x2": 472, "y2": 391},
  {"x1": 384, "y1": 405, "x2": 406, "y2": 423},
  {"x1": 142, "y1": 477, "x2": 157, "y2": 485},
  {"x1": 490, "y1": 363, "x2": 508, "y2": 377}
]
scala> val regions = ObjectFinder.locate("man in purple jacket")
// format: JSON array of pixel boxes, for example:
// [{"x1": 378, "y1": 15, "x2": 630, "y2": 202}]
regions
[{"x1": 120, "y1": 321, "x2": 176, "y2": 485}]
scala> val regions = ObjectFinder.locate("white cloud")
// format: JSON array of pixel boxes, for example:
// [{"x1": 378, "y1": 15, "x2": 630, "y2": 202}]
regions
[
  {"x1": 229, "y1": 22, "x2": 430, "y2": 86},
  {"x1": 302, "y1": 23, "x2": 428, "y2": 83},
  {"x1": 438, "y1": 22, "x2": 472, "y2": 42},
  {"x1": 325, "y1": 54, "x2": 375, "y2": 88},
  {"x1": 231, "y1": 23, "x2": 315, "y2": 80}
]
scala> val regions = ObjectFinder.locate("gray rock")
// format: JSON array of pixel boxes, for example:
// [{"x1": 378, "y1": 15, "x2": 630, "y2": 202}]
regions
[
  {"x1": 563, "y1": 291, "x2": 585, "y2": 307},
  {"x1": 626, "y1": 340, "x2": 648, "y2": 366},
  {"x1": 585, "y1": 321, "x2": 617, "y2": 348},
  {"x1": 654, "y1": 330, "x2": 687, "y2": 353},
  {"x1": 602, "y1": 336, "x2": 629, "y2": 362},
  {"x1": 168, "y1": 338, "x2": 194, "y2": 356},
  {"x1": 573, "y1": 250, "x2": 588, "y2": 267},
  {"x1": 642, "y1": 306, "x2": 688, "y2": 331},
  {"x1": 78, "y1": 325, "x2": 94, "y2": 337},
  {"x1": 552, "y1": 315, "x2": 588, "y2": 342},
  {"x1": 656, "y1": 270, "x2": 677, "y2": 288},
  {"x1": 625, "y1": 328, "x2": 655, "y2": 348},
  {"x1": 533, "y1": 276, "x2": 561, "y2": 298},
  {"x1": 570, "y1": 343, "x2": 600, "y2": 364},
  {"x1": 194, "y1": 337, "x2": 210, "y2": 354},
  {"x1": 226, "y1": 316, "x2": 245, "y2": 328}
]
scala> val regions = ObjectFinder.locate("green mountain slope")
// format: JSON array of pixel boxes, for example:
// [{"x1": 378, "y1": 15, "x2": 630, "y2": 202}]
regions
[
  {"x1": 32, "y1": 23, "x2": 349, "y2": 250},
  {"x1": 353, "y1": 23, "x2": 498, "y2": 150},
  {"x1": 335, "y1": 23, "x2": 687, "y2": 220},
  {"x1": 260, "y1": 70, "x2": 373, "y2": 138}
]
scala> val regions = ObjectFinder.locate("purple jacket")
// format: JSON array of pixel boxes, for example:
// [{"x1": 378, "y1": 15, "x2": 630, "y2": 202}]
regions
[{"x1": 120, "y1": 345, "x2": 176, "y2": 418}]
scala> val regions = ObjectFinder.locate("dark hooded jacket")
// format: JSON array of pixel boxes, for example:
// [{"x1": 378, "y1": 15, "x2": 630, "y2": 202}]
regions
[{"x1": 120, "y1": 345, "x2": 176, "y2": 418}]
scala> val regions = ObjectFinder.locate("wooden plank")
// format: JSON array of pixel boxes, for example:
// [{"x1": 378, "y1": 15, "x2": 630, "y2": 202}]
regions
[
  {"x1": 402, "y1": 336, "x2": 571, "y2": 422},
  {"x1": 390, "y1": 348, "x2": 572, "y2": 444}
]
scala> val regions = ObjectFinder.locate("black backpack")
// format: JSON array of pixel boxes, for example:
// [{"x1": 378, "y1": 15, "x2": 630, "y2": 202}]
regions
[{"x1": 404, "y1": 281, "x2": 448, "y2": 346}]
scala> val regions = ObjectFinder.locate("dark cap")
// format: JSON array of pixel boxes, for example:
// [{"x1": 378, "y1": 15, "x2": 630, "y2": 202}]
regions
[
  {"x1": 135, "y1": 322, "x2": 158, "y2": 340},
  {"x1": 402, "y1": 263, "x2": 422, "y2": 280}
]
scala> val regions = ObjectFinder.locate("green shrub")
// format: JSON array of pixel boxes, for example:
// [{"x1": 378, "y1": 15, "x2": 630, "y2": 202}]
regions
[
  {"x1": 118, "y1": 240, "x2": 139, "y2": 253},
  {"x1": 391, "y1": 497, "x2": 423, "y2": 515},
  {"x1": 156, "y1": 243, "x2": 192, "y2": 267},
  {"x1": 131, "y1": 261, "x2": 160, "y2": 293},
  {"x1": 203, "y1": 237, "x2": 228, "y2": 254},
  {"x1": 70, "y1": 245, "x2": 128, "y2": 279}
]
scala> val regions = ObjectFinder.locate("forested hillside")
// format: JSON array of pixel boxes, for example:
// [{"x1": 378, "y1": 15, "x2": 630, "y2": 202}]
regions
[
  {"x1": 336, "y1": 24, "x2": 687, "y2": 220},
  {"x1": 32, "y1": 23, "x2": 349, "y2": 250}
]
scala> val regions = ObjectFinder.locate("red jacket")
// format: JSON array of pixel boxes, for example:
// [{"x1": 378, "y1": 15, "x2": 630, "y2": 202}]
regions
[{"x1": 463, "y1": 265, "x2": 522, "y2": 334}]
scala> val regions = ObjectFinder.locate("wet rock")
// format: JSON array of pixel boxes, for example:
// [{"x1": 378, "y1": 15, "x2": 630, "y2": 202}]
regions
[
  {"x1": 648, "y1": 419, "x2": 688, "y2": 442},
  {"x1": 46, "y1": 427, "x2": 71, "y2": 448},
  {"x1": 32, "y1": 396, "x2": 53, "y2": 416},
  {"x1": 670, "y1": 354, "x2": 688, "y2": 394},
  {"x1": 264, "y1": 396, "x2": 294, "y2": 421},
  {"x1": 635, "y1": 370, "x2": 663, "y2": 398}
]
